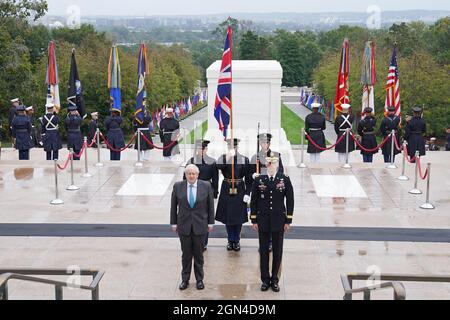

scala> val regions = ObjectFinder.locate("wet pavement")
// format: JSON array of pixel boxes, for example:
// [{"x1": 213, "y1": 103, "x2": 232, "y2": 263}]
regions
[{"x1": 0, "y1": 146, "x2": 449, "y2": 300}]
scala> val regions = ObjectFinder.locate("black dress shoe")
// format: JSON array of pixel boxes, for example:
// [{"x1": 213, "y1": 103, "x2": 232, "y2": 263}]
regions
[
  {"x1": 261, "y1": 282, "x2": 270, "y2": 292},
  {"x1": 271, "y1": 282, "x2": 280, "y2": 293},
  {"x1": 203, "y1": 246, "x2": 208, "y2": 252},
  {"x1": 233, "y1": 242, "x2": 241, "y2": 252},
  {"x1": 227, "y1": 242, "x2": 234, "y2": 251},
  {"x1": 179, "y1": 281, "x2": 189, "y2": 291},
  {"x1": 196, "y1": 281, "x2": 205, "y2": 290}
]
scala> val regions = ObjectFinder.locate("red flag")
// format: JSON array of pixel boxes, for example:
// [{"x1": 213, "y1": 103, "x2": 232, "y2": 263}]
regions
[{"x1": 334, "y1": 38, "x2": 350, "y2": 115}]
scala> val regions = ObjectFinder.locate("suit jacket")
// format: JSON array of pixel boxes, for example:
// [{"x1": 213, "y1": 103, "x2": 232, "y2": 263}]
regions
[{"x1": 170, "y1": 180, "x2": 215, "y2": 236}]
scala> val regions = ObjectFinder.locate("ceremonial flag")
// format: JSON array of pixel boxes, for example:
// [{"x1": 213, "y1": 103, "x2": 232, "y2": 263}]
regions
[
  {"x1": 135, "y1": 43, "x2": 149, "y2": 125},
  {"x1": 384, "y1": 45, "x2": 401, "y2": 117},
  {"x1": 361, "y1": 41, "x2": 377, "y2": 118},
  {"x1": 334, "y1": 38, "x2": 350, "y2": 116},
  {"x1": 214, "y1": 26, "x2": 233, "y2": 140},
  {"x1": 67, "y1": 49, "x2": 86, "y2": 118},
  {"x1": 187, "y1": 96, "x2": 193, "y2": 113},
  {"x1": 108, "y1": 45, "x2": 122, "y2": 113},
  {"x1": 46, "y1": 41, "x2": 61, "y2": 113}
]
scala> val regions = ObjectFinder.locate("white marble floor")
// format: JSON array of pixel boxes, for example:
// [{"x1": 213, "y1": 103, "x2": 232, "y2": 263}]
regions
[
  {"x1": 311, "y1": 175, "x2": 368, "y2": 198},
  {"x1": 116, "y1": 174, "x2": 175, "y2": 196}
]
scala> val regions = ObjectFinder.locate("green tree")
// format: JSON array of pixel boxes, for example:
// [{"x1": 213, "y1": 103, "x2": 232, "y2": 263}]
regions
[{"x1": 0, "y1": 0, "x2": 48, "y2": 21}]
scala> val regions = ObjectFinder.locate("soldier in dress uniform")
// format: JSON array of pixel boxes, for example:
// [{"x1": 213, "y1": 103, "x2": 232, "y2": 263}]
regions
[
  {"x1": 88, "y1": 112, "x2": 99, "y2": 148},
  {"x1": 184, "y1": 139, "x2": 219, "y2": 251},
  {"x1": 8, "y1": 98, "x2": 20, "y2": 139},
  {"x1": 250, "y1": 156, "x2": 294, "y2": 293},
  {"x1": 134, "y1": 108, "x2": 154, "y2": 162},
  {"x1": 250, "y1": 133, "x2": 284, "y2": 179},
  {"x1": 41, "y1": 103, "x2": 62, "y2": 160},
  {"x1": 105, "y1": 109, "x2": 125, "y2": 161},
  {"x1": 11, "y1": 105, "x2": 33, "y2": 160},
  {"x1": 380, "y1": 106, "x2": 401, "y2": 163},
  {"x1": 216, "y1": 138, "x2": 252, "y2": 252},
  {"x1": 404, "y1": 106, "x2": 426, "y2": 162},
  {"x1": 334, "y1": 104, "x2": 355, "y2": 163},
  {"x1": 65, "y1": 105, "x2": 84, "y2": 161},
  {"x1": 305, "y1": 102, "x2": 326, "y2": 163},
  {"x1": 159, "y1": 108, "x2": 180, "y2": 160},
  {"x1": 357, "y1": 107, "x2": 378, "y2": 163},
  {"x1": 26, "y1": 106, "x2": 42, "y2": 148}
]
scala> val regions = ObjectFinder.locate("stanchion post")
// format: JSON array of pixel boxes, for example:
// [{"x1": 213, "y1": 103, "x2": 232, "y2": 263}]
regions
[
  {"x1": 298, "y1": 127, "x2": 307, "y2": 168},
  {"x1": 135, "y1": 129, "x2": 143, "y2": 168},
  {"x1": 409, "y1": 151, "x2": 422, "y2": 194},
  {"x1": 342, "y1": 128, "x2": 352, "y2": 169},
  {"x1": 398, "y1": 141, "x2": 409, "y2": 181},
  {"x1": 81, "y1": 137, "x2": 93, "y2": 178},
  {"x1": 67, "y1": 149, "x2": 79, "y2": 191},
  {"x1": 50, "y1": 159, "x2": 64, "y2": 205},
  {"x1": 387, "y1": 130, "x2": 398, "y2": 169},
  {"x1": 95, "y1": 129, "x2": 104, "y2": 168},
  {"x1": 420, "y1": 163, "x2": 435, "y2": 210}
]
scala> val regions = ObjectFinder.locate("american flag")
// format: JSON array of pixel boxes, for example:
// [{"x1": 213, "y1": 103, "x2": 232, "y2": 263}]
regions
[
  {"x1": 385, "y1": 46, "x2": 401, "y2": 116},
  {"x1": 214, "y1": 26, "x2": 232, "y2": 140}
]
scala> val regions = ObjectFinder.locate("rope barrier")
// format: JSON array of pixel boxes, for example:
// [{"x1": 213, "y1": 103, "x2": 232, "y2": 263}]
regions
[
  {"x1": 417, "y1": 157, "x2": 429, "y2": 180},
  {"x1": 140, "y1": 132, "x2": 179, "y2": 151},
  {"x1": 393, "y1": 133, "x2": 403, "y2": 152},
  {"x1": 87, "y1": 133, "x2": 97, "y2": 148},
  {"x1": 100, "y1": 133, "x2": 137, "y2": 152},
  {"x1": 72, "y1": 142, "x2": 87, "y2": 159},
  {"x1": 403, "y1": 145, "x2": 416, "y2": 163},
  {"x1": 57, "y1": 154, "x2": 71, "y2": 171},
  {"x1": 305, "y1": 132, "x2": 345, "y2": 151},
  {"x1": 351, "y1": 133, "x2": 391, "y2": 153}
]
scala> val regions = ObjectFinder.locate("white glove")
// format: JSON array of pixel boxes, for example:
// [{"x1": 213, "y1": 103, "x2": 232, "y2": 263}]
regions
[
  {"x1": 243, "y1": 195, "x2": 251, "y2": 204},
  {"x1": 252, "y1": 173, "x2": 260, "y2": 180}
]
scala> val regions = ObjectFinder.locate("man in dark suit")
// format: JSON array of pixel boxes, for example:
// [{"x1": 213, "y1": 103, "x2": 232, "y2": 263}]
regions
[
  {"x1": 171, "y1": 164, "x2": 215, "y2": 291},
  {"x1": 251, "y1": 156, "x2": 294, "y2": 293}
]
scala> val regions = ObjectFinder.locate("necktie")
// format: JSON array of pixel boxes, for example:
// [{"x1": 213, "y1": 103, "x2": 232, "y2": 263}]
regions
[
  {"x1": 189, "y1": 184, "x2": 195, "y2": 208},
  {"x1": 270, "y1": 177, "x2": 274, "y2": 182}
]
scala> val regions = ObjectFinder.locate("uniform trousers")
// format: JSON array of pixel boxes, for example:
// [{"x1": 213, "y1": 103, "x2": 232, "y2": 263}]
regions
[{"x1": 259, "y1": 230, "x2": 284, "y2": 284}]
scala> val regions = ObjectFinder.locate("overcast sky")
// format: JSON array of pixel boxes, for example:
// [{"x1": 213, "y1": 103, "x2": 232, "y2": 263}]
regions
[{"x1": 46, "y1": 0, "x2": 450, "y2": 16}]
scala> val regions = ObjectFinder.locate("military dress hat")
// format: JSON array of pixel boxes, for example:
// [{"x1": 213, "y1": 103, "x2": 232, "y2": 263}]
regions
[
  {"x1": 11, "y1": 98, "x2": 20, "y2": 103},
  {"x1": 364, "y1": 107, "x2": 373, "y2": 114},
  {"x1": 166, "y1": 107, "x2": 174, "y2": 113},
  {"x1": 258, "y1": 133, "x2": 272, "y2": 143},
  {"x1": 412, "y1": 106, "x2": 423, "y2": 113},
  {"x1": 387, "y1": 106, "x2": 396, "y2": 112},
  {"x1": 45, "y1": 102, "x2": 54, "y2": 109},
  {"x1": 226, "y1": 138, "x2": 240, "y2": 147},
  {"x1": 16, "y1": 105, "x2": 26, "y2": 112},
  {"x1": 311, "y1": 102, "x2": 321, "y2": 109},
  {"x1": 25, "y1": 106, "x2": 34, "y2": 111},
  {"x1": 341, "y1": 103, "x2": 351, "y2": 111},
  {"x1": 195, "y1": 139, "x2": 210, "y2": 150},
  {"x1": 68, "y1": 105, "x2": 78, "y2": 112},
  {"x1": 265, "y1": 156, "x2": 280, "y2": 164},
  {"x1": 91, "y1": 112, "x2": 99, "y2": 117}
]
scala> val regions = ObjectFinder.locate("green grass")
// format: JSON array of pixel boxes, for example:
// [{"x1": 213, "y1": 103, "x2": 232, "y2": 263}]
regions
[
  {"x1": 0, "y1": 141, "x2": 12, "y2": 148},
  {"x1": 181, "y1": 121, "x2": 208, "y2": 144},
  {"x1": 281, "y1": 104, "x2": 305, "y2": 145}
]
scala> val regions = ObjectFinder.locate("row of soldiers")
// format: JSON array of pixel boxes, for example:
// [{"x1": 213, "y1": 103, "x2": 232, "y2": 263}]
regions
[
  {"x1": 7, "y1": 98, "x2": 181, "y2": 162},
  {"x1": 183, "y1": 134, "x2": 293, "y2": 291},
  {"x1": 305, "y1": 102, "x2": 427, "y2": 163}
]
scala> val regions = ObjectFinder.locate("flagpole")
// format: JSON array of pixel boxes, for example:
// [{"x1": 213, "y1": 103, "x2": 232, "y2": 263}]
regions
[{"x1": 228, "y1": 22, "x2": 237, "y2": 195}]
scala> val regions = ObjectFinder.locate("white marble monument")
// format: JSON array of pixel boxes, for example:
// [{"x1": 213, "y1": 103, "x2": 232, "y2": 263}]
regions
[{"x1": 204, "y1": 60, "x2": 296, "y2": 166}]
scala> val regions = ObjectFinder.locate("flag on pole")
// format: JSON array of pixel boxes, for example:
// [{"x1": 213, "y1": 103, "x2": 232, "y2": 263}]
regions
[
  {"x1": 135, "y1": 43, "x2": 149, "y2": 125},
  {"x1": 46, "y1": 41, "x2": 61, "y2": 113},
  {"x1": 361, "y1": 41, "x2": 377, "y2": 118},
  {"x1": 214, "y1": 26, "x2": 233, "y2": 140},
  {"x1": 187, "y1": 96, "x2": 193, "y2": 113},
  {"x1": 108, "y1": 45, "x2": 122, "y2": 113},
  {"x1": 384, "y1": 45, "x2": 401, "y2": 117},
  {"x1": 67, "y1": 49, "x2": 86, "y2": 118},
  {"x1": 334, "y1": 38, "x2": 350, "y2": 117}
]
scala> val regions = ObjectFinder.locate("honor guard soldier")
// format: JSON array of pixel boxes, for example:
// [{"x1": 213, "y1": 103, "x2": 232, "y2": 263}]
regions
[
  {"x1": 65, "y1": 105, "x2": 83, "y2": 160},
  {"x1": 159, "y1": 108, "x2": 180, "y2": 160},
  {"x1": 305, "y1": 102, "x2": 327, "y2": 163},
  {"x1": 26, "y1": 106, "x2": 42, "y2": 148},
  {"x1": 184, "y1": 139, "x2": 219, "y2": 251},
  {"x1": 41, "y1": 103, "x2": 62, "y2": 160},
  {"x1": 380, "y1": 106, "x2": 401, "y2": 163},
  {"x1": 88, "y1": 112, "x2": 99, "y2": 148},
  {"x1": 134, "y1": 108, "x2": 154, "y2": 162},
  {"x1": 11, "y1": 105, "x2": 33, "y2": 160},
  {"x1": 250, "y1": 156, "x2": 294, "y2": 293},
  {"x1": 334, "y1": 103, "x2": 355, "y2": 163},
  {"x1": 357, "y1": 107, "x2": 378, "y2": 163},
  {"x1": 405, "y1": 106, "x2": 427, "y2": 162},
  {"x1": 250, "y1": 133, "x2": 284, "y2": 179},
  {"x1": 105, "y1": 109, "x2": 125, "y2": 161},
  {"x1": 8, "y1": 98, "x2": 20, "y2": 138},
  {"x1": 216, "y1": 138, "x2": 252, "y2": 252}
]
